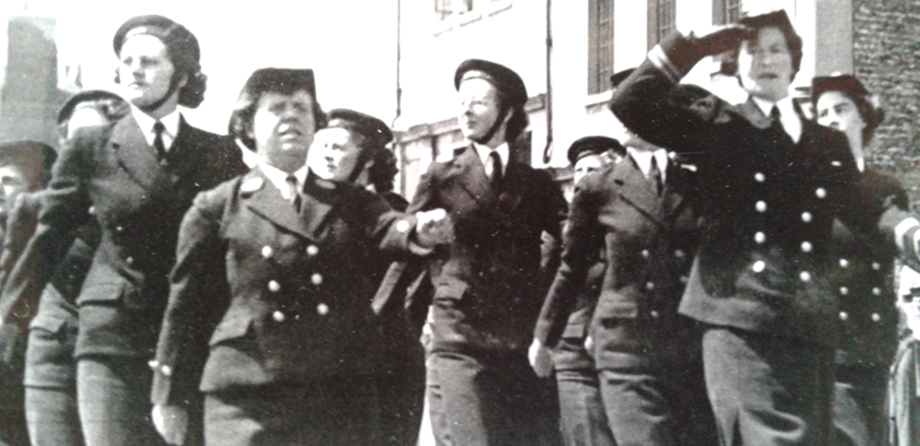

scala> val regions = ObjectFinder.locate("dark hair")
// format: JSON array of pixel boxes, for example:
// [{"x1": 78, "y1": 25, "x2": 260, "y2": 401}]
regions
[
  {"x1": 836, "y1": 92, "x2": 884, "y2": 145},
  {"x1": 369, "y1": 148, "x2": 400, "y2": 193},
  {"x1": 228, "y1": 85, "x2": 327, "y2": 151}
]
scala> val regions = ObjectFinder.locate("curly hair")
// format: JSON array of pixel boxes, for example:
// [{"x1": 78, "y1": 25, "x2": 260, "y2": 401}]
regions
[{"x1": 228, "y1": 85, "x2": 327, "y2": 151}]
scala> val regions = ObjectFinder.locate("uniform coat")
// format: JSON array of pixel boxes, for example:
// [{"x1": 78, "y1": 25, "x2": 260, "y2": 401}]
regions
[
  {"x1": 829, "y1": 169, "x2": 907, "y2": 446},
  {"x1": 377, "y1": 144, "x2": 567, "y2": 446},
  {"x1": 609, "y1": 32, "x2": 916, "y2": 446},
  {"x1": 150, "y1": 167, "x2": 414, "y2": 445},
  {"x1": 0, "y1": 112, "x2": 245, "y2": 446},
  {"x1": 536, "y1": 156, "x2": 713, "y2": 446}
]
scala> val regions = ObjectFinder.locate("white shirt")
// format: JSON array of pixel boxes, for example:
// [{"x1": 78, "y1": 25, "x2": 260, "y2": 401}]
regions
[
  {"x1": 472, "y1": 142, "x2": 510, "y2": 177},
  {"x1": 751, "y1": 95, "x2": 802, "y2": 144},
  {"x1": 130, "y1": 105, "x2": 181, "y2": 152},
  {"x1": 627, "y1": 147, "x2": 669, "y2": 183},
  {"x1": 260, "y1": 161, "x2": 309, "y2": 201}
]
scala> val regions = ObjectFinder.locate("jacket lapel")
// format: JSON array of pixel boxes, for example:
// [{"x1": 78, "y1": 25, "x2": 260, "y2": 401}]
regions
[
  {"x1": 110, "y1": 115, "x2": 165, "y2": 190},
  {"x1": 243, "y1": 168, "x2": 313, "y2": 240},
  {"x1": 496, "y1": 161, "x2": 527, "y2": 214},
  {"x1": 300, "y1": 177, "x2": 341, "y2": 237},
  {"x1": 451, "y1": 145, "x2": 495, "y2": 207},
  {"x1": 161, "y1": 117, "x2": 204, "y2": 186},
  {"x1": 615, "y1": 156, "x2": 664, "y2": 225}
]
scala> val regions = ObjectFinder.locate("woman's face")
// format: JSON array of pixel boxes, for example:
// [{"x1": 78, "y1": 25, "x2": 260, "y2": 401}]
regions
[
  {"x1": 737, "y1": 27, "x2": 794, "y2": 102},
  {"x1": 816, "y1": 91, "x2": 867, "y2": 151}
]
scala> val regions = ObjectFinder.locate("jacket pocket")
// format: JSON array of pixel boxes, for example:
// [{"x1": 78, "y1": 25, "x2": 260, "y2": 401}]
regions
[{"x1": 208, "y1": 317, "x2": 253, "y2": 347}]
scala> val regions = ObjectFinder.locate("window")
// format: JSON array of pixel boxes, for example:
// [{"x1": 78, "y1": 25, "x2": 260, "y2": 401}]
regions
[
  {"x1": 713, "y1": 0, "x2": 742, "y2": 24},
  {"x1": 587, "y1": 0, "x2": 615, "y2": 95},
  {"x1": 647, "y1": 0, "x2": 676, "y2": 50}
]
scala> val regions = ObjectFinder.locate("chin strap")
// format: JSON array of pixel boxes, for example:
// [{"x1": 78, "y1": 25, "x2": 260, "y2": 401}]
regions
[
  {"x1": 139, "y1": 73, "x2": 182, "y2": 114},
  {"x1": 472, "y1": 103, "x2": 510, "y2": 146}
]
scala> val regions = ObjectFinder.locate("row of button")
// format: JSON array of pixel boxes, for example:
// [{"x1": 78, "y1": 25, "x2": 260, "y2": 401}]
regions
[{"x1": 839, "y1": 311, "x2": 884, "y2": 323}]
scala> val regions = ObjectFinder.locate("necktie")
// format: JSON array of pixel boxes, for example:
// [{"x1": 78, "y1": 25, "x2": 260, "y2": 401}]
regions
[
  {"x1": 769, "y1": 106, "x2": 785, "y2": 134},
  {"x1": 153, "y1": 121, "x2": 167, "y2": 161},
  {"x1": 649, "y1": 155, "x2": 663, "y2": 196},
  {"x1": 286, "y1": 175, "x2": 301, "y2": 212},
  {"x1": 488, "y1": 151, "x2": 503, "y2": 193}
]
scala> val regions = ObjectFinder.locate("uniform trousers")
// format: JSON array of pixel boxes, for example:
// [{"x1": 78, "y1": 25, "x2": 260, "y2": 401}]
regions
[
  {"x1": 552, "y1": 338, "x2": 614, "y2": 446},
  {"x1": 203, "y1": 376, "x2": 380, "y2": 446},
  {"x1": 377, "y1": 338, "x2": 426, "y2": 446},
  {"x1": 593, "y1": 317, "x2": 715, "y2": 446},
  {"x1": 832, "y1": 365, "x2": 889, "y2": 446},
  {"x1": 77, "y1": 356, "x2": 166, "y2": 446},
  {"x1": 24, "y1": 327, "x2": 82, "y2": 446},
  {"x1": 702, "y1": 327, "x2": 835, "y2": 446},
  {"x1": 427, "y1": 350, "x2": 562, "y2": 446}
]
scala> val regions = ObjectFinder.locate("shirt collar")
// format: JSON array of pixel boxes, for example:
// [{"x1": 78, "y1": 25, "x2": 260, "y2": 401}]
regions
[
  {"x1": 627, "y1": 147, "x2": 669, "y2": 181},
  {"x1": 472, "y1": 142, "x2": 510, "y2": 175},
  {"x1": 750, "y1": 95, "x2": 801, "y2": 143},
  {"x1": 259, "y1": 161, "x2": 309, "y2": 200},
  {"x1": 130, "y1": 105, "x2": 182, "y2": 149}
]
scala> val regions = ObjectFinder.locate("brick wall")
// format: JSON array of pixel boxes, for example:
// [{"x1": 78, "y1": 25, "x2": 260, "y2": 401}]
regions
[{"x1": 852, "y1": 0, "x2": 920, "y2": 202}]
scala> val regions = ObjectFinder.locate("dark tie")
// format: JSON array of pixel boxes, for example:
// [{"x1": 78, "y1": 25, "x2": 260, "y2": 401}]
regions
[
  {"x1": 488, "y1": 151, "x2": 503, "y2": 193},
  {"x1": 649, "y1": 156, "x2": 663, "y2": 196},
  {"x1": 769, "y1": 106, "x2": 784, "y2": 134},
  {"x1": 153, "y1": 121, "x2": 167, "y2": 161},
  {"x1": 286, "y1": 175, "x2": 301, "y2": 212}
]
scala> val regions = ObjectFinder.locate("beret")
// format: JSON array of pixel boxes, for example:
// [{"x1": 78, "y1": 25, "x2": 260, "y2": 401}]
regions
[
  {"x1": 454, "y1": 59, "x2": 528, "y2": 108},
  {"x1": 326, "y1": 109, "x2": 393, "y2": 150},
  {"x1": 113, "y1": 15, "x2": 200, "y2": 68},
  {"x1": 567, "y1": 136, "x2": 626, "y2": 165},
  {"x1": 0, "y1": 140, "x2": 56, "y2": 170},
  {"x1": 57, "y1": 90, "x2": 124, "y2": 124},
  {"x1": 811, "y1": 74, "x2": 869, "y2": 105},
  {"x1": 738, "y1": 9, "x2": 796, "y2": 36},
  {"x1": 240, "y1": 68, "x2": 317, "y2": 100}
]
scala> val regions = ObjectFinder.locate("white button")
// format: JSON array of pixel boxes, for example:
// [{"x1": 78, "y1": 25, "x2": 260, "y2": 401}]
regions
[
  {"x1": 126, "y1": 256, "x2": 134, "y2": 265},
  {"x1": 646, "y1": 282, "x2": 655, "y2": 291},
  {"x1": 148, "y1": 360, "x2": 159, "y2": 370},
  {"x1": 650, "y1": 310, "x2": 660, "y2": 319},
  {"x1": 800, "y1": 271, "x2": 811, "y2": 282},
  {"x1": 754, "y1": 172, "x2": 765, "y2": 182},
  {"x1": 116, "y1": 225, "x2": 124, "y2": 232},
  {"x1": 755, "y1": 201, "x2": 767, "y2": 212},
  {"x1": 311, "y1": 273, "x2": 323, "y2": 285},
  {"x1": 88, "y1": 206, "x2": 96, "y2": 215},
  {"x1": 839, "y1": 311, "x2": 849, "y2": 321},
  {"x1": 306, "y1": 245, "x2": 319, "y2": 256},
  {"x1": 261, "y1": 246, "x2": 273, "y2": 258},
  {"x1": 872, "y1": 262, "x2": 881, "y2": 271},
  {"x1": 839, "y1": 259, "x2": 849, "y2": 268},
  {"x1": 268, "y1": 280, "x2": 281, "y2": 292},
  {"x1": 816, "y1": 188, "x2": 827, "y2": 199},
  {"x1": 801, "y1": 241, "x2": 812, "y2": 253},
  {"x1": 273, "y1": 310, "x2": 286, "y2": 322},
  {"x1": 641, "y1": 250, "x2": 650, "y2": 258},
  {"x1": 674, "y1": 250, "x2": 685, "y2": 258},
  {"x1": 680, "y1": 275, "x2": 689, "y2": 284},
  {"x1": 801, "y1": 212, "x2": 812, "y2": 223},
  {"x1": 872, "y1": 287, "x2": 881, "y2": 296},
  {"x1": 396, "y1": 220, "x2": 411, "y2": 233},
  {"x1": 754, "y1": 232, "x2": 766, "y2": 244},
  {"x1": 161, "y1": 365, "x2": 172, "y2": 377},
  {"x1": 839, "y1": 287, "x2": 849, "y2": 295},
  {"x1": 317, "y1": 303, "x2": 329, "y2": 315},
  {"x1": 752, "y1": 261, "x2": 766, "y2": 273},
  {"x1": 871, "y1": 313, "x2": 881, "y2": 322}
]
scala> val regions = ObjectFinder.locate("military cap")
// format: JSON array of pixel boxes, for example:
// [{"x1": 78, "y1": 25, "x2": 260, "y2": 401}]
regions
[
  {"x1": 0, "y1": 140, "x2": 56, "y2": 171},
  {"x1": 241, "y1": 68, "x2": 317, "y2": 100},
  {"x1": 113, "y1": 15, "x2": 200, "y2": 67},
  {"x1": 812, "y1": 73, "x2": 885, "y2": 131},
  {"x1": 567, "y1": 136, "x2": 626, "y2": 166},
  {"x1": 454, "y1": 59, "x2": 528, "y2": 108},
  {"x1": 610, "y1": 68, "x2": 635, "y2": 89},
  {"x1": 57, "y1": 90, "x2": 124, "y2": 124},
  {"x1": 738, "y1": 10, "x2": 802, "y2": 72},
  {"x1": 326, "y1": 109, "x2": 393, "y2": 151}
]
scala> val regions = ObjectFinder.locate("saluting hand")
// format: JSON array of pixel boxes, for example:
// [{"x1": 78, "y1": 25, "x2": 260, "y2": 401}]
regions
[
  {"x1": 152, "y1": 404, "x2": 188, "y2": 445},
  {"x1": 687, "y1": 23, "x2": 753, "y2": 56}
]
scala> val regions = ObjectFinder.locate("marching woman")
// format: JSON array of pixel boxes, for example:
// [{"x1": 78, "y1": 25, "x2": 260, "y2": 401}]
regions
[{"x1": 0, "y1": 15, "x2": 246, "y2": 446}]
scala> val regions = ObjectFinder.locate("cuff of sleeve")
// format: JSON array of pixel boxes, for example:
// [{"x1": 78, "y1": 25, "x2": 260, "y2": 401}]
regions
[
  {"x1": 895, "y1": 218, "x2": 920, "y2": 251},
  {"x1": 648, "y1": 31, "x2": 703, "y2": 82}
]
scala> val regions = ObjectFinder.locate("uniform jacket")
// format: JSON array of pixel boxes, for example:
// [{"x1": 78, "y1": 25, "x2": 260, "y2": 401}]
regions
[
  {"x1": 0, "y1": 193, "x2": 98, "y2": 388},
  {"x1": 535, "y1": 157, "x2": 701, "y2": 368},
  {"x1": 0, "y1": 113, "x2": 246, "y2": 359},
  {"x1": 609, "y1": 32, "x2": 915, "y2": 346},
  {"x1": 831, "y1": 169, "x2": 907, "y2": 368},
  {"x1": 150, "y1": 167, "x2": 415, "y2": 405},
  {"x1": 377, "y1": 145, "x2": 567, "y2": 354}
]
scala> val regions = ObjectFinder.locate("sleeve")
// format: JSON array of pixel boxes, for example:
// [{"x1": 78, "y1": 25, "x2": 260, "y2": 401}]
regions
[
  {"x1": 0, "y1": 130, "x2": 95, "y2": 327},
  {"x1": 534, "y1": 175, "x2": 604, "y2": 348},
  {"x1": 537, "y1": 168, "x2": 569, "y2": 296},
  {"x1": 0, "y1": 194, "x2": 39, "y2": 291},
  {"x1": 151, "y1": 186, "x2": 231, "y2": 407},
  {"x1": 609, "y1": 32, "x2": 730, "y2": 156}
]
